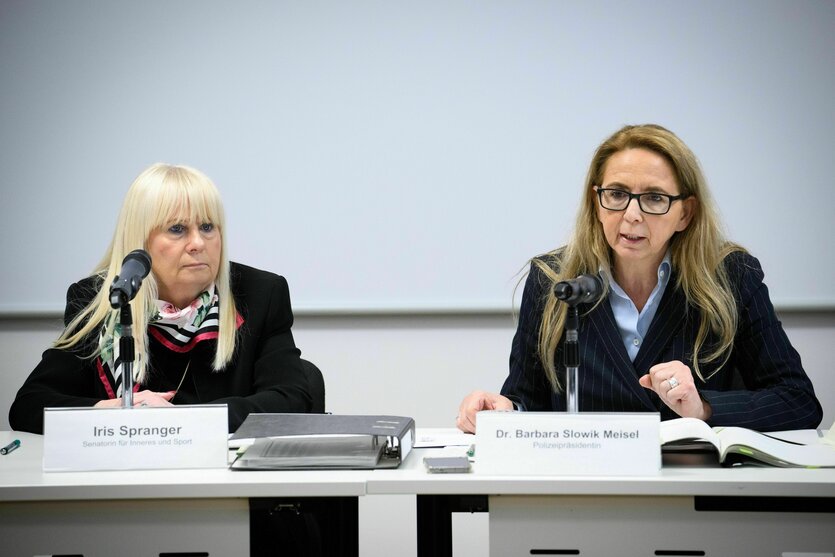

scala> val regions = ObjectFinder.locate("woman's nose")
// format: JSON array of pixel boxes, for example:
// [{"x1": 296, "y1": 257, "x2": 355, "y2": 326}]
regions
[
  {"x1": 187, "y1": 228, "x2": 205, "y2": 251},
  {"x1": 623, "y1": 197, "x2": 643, "y2": 222}
]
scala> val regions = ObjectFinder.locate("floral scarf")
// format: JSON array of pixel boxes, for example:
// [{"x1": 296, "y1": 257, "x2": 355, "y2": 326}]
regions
[{"x1": 97, "y1": 286, "x2": 220, "y2": 398}]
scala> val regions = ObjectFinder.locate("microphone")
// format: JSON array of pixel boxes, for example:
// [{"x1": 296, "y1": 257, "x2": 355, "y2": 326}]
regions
[
  {"x1": 554, "y1": 274, "x2": 603, "y2": 305},
  {"x1": 109, "y1": 249, "x2": 152, "y2": 309}
]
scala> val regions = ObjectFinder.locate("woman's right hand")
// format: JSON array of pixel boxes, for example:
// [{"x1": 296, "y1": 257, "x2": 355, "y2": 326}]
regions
[
  {"x1": 94, "y1": 390, "x2": 176, "y2": 408},
  {"x1": 456, "y1": 390, "x2": 513, "y2": 433}
]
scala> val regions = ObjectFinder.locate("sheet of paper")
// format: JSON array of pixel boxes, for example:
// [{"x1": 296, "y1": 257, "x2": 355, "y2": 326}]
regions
[
  {"x1": 764, "y1": 429, "x2": 826, "y2": 445},
  {"x1": 414, "y1": 428, "x2": 474, "y2": 448}
]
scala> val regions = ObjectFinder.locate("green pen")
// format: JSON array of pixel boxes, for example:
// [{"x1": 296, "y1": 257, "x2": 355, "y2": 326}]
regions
[{"x1": 1, "y1": 439, "x2": 20, "y2": 455}]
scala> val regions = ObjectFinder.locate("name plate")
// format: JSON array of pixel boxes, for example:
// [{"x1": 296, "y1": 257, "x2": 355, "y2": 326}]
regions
[
  {"x1": 43, "y1": 405, "x2": 229, "y2": 472},
  {"x1": 476, "y1": 411, "x2": 660, "y2": 476}
]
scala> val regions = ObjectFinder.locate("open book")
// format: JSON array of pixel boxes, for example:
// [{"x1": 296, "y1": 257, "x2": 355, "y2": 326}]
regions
[{"x1": 660, "y1": 417, "x2": 835, "y2": 468}]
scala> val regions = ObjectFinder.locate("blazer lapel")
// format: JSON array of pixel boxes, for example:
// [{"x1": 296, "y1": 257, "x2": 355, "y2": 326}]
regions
[
  {"x1": 633, "y1": 276, "x2": 687, "y2": 374},
  {"x1": 582, "y1": 299, "x2": 655, "y2": 407}
]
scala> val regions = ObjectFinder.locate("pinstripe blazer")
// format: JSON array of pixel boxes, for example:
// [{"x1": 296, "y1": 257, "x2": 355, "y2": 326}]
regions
[{"x1": 501, "y1": 251, "x2": 822, "y2": 431}]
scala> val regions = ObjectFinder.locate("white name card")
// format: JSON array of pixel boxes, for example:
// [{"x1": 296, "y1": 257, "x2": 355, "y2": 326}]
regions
[
  {"x1": 43, "y1": 405, "x2": 229, "y2": 472},
  {"x1": 476, "y1": 411, "x2": 660, "y2": 476}
]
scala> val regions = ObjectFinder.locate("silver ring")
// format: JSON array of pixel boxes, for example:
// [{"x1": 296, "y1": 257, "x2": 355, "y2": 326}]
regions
[{"x1": 667, "y1": 377, "x2": 680, "y2": 389}]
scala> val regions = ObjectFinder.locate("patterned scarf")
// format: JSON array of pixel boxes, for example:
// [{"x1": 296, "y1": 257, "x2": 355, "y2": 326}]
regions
[{"x1": 97, "y1": 286, "x2": 220, "y2": 398}]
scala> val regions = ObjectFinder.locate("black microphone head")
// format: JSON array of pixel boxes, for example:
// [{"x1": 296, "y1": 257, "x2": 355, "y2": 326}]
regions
[
  {"x1": 123, "y1": 249, "x2": 152, "y2": 279},
  {"x1": 553, "y1": 281, "x2": 573, "y2": 300},
  {"x1": 554, "y1": 274, "x2": 603, "y2": 305},
  {"x1": 109, "y1": 249, "x2": 152, "y2": 308},
  {"x1": 574, "y1": 274, "x2": 602, "y2": 301}
]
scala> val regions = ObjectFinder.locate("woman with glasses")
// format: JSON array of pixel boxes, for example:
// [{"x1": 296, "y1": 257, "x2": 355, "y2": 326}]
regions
[{"x1": 457, "y1": 124, "x2": 821, "y2": 433}]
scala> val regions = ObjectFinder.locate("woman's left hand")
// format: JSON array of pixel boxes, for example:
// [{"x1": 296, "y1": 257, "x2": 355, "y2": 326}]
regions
[
  {"x1": 132, "y1": 390, "x2": 176, "y2": 408},
  {"x1": 639, "y1": 361, "x2": 712, "y2": 421}
]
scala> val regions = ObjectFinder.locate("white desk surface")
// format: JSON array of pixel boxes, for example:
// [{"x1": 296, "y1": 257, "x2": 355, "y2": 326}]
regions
[
  {"x1": 3, "y1": 429, "x2": 834, "y2": 502},
  {"x1": 370, "y1": 447, "x2": 835, "y2": 498},
  {"x1": 0, "y1": 431, "x2": 368, "y2": 501},
  {"x1": 372, "y1": 429, "x2": 835, "y2": 498}
]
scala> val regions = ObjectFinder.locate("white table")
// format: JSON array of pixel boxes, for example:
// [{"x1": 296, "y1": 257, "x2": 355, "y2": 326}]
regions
[
  {"x1": 3, "y1": 430, "x2": 834, "y2": 557},
  {"x1": 371, "y1": 441, "x2": 835, "y2": 557},
  {"x1": 0, "y1": 431, "x2": 368, "y2": 557}
]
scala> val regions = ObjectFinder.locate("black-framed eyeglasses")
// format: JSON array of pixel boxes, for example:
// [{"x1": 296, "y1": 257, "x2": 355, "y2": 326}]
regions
[{"x1": 594, "y1": 187, "x2": 688, "y2": 215}]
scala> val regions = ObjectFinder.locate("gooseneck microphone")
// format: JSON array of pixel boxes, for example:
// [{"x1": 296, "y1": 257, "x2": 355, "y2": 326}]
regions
[
  {"x1": 554, "y1": 274, "x2": 603, "y2": 305},
  {"x1": 109, "y1": 249, "x2": 152, "y2": 309},
  {"x1": 554, "y1": 273, "x2": 603, "y2": 414}
]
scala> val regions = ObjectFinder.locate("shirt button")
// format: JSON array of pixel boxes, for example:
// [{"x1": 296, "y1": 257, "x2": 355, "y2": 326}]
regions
[{"x1": 633, "y1": 338, "x2": 641, "y2": 346}]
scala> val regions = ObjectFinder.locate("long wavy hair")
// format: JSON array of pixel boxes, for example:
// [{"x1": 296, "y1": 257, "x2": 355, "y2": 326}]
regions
[
  {"x1": 54, "y1": 163, "x2": 238, "y2": 382},
  {"x1": 535, "y1": 124, "x2": 743, "y2": 391}
]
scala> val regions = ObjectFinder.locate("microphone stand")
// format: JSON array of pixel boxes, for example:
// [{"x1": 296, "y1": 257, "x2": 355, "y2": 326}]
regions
[
  {"x1": 555, "y1": 274, "x2": 601, "y2": 413},
  {"x1": 109, "y1": 249, "x2": 151, "y2": 408},
  {"x1": 119, "y1": 304, "x2": 135, "y2": 408},
  {"x1": 563, "y1": 304, "x2": 580, "y2": 413}
]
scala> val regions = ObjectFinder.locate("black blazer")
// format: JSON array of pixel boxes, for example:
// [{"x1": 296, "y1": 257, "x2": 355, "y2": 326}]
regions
[
  {"x1": 502, "y1": 251, "x2": 822, "y2": 431},
  {"x1": 9, "y1": 262, "x2": 312, "y2": 433}
]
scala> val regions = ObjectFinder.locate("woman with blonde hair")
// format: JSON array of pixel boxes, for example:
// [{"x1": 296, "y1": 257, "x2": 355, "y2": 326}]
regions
[
  {"x1": 457, "y1": 124, "x2": 821, "y2": 433},
  {"x1": 10, "y1": 163, "x2": 312, "y2": 433}
]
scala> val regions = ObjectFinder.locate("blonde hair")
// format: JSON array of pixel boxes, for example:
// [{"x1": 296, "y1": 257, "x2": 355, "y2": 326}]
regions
[
  {"x1": 536, "y1": 124, "x2": 744, "y2": 390},
  {"x1": 55, "y1": 163, "x2": 238, "y2": 382}
]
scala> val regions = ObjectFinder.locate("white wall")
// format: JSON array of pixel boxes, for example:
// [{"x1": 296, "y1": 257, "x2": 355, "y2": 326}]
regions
[{"x1": 2, "y1": 0, "x2": 834, "y2": 314}]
